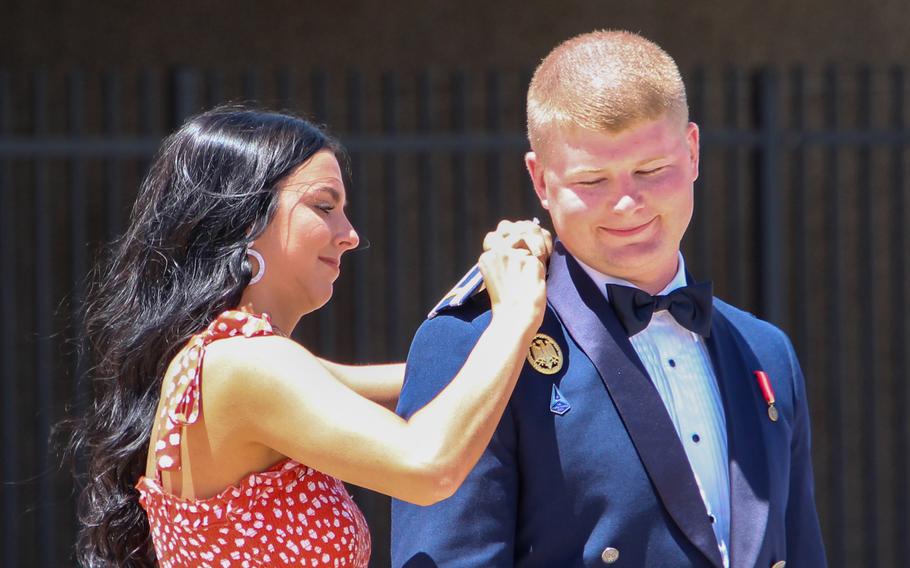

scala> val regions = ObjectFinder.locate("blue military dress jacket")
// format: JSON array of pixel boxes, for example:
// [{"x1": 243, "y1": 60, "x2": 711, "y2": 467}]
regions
[{"x1": 392, "y1": 242, "x2": 827, "y2": 568}]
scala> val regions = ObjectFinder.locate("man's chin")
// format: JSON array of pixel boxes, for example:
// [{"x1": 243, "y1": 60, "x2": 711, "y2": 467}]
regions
[
  {"x1": 585, "y1": 246, "x2": 676, "y2": 280},
  {"x1": 598, "y1": 244, "x2": 659, "y2": 268}
]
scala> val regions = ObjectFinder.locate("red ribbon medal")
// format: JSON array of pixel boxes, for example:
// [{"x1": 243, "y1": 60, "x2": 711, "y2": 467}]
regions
[{"x1": 753, "y1": 370, "x2": 778, "y2": 422}]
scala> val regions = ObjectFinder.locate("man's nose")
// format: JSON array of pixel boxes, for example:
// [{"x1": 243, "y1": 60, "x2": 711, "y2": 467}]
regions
[
  {"x1": 611, "y1": 177, "x2": 640, "y2": 214},
  {"x1": 613, "y1": 194, "x2": 637, "y2": 214}
]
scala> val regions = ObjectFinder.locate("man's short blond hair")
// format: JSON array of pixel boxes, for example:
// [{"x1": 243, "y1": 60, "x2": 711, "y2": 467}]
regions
[{"x1": 527, "y1": 30, "x2": 688, "y2": 152}]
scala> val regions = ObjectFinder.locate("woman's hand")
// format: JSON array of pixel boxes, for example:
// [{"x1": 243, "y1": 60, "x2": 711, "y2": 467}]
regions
[
  {"x1": 478, "y1": 244, "x2": 547, "y2": 332},
  {"x1": 479, "y1": 219, "x2": 550, "y2": 330},
  {"x1": 482, "y1": 219, "x2": 553, "y2": 267}
]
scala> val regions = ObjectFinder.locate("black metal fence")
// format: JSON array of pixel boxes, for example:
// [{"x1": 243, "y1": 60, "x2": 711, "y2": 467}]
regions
[{"x1": 0, "y1": 66, "x2": 907, "y2": 567}]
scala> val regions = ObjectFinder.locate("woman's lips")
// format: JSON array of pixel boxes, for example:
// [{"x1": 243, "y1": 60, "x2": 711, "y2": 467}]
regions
[
  {"x1": 318, "y1": 257, "x2": 340, "y2": 269},
  {"x1": 602, "y1": 217, "x2": 656, "y2": 237}
]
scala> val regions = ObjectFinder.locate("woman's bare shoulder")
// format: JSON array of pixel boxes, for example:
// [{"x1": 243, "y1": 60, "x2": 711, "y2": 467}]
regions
[{"x1": 201, "y1": 335, "x2": 324, "y2": 402}]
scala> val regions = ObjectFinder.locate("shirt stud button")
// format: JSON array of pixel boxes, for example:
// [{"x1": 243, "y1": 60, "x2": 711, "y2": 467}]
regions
[
  {"x1": 668, "y1": 359, "x2": 676, "y2": 367},
  {"x1": 708, "y1": 514, "x2": 716, "y2": 524},
  {"x1": 601, "y1": 547, "x2": 620, "y2": 564},
  {"x1": 692, "y1": 433, "x2": 700, "y2": 443}
]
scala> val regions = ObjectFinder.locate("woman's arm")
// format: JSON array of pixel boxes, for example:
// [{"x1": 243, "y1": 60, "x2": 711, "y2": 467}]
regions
[
  {"x1": 209, "y1": 247, "x2": 545, "y2": 506},
  {"x1": 315, "y1": 360, "x2": 404, "y2": 410}
]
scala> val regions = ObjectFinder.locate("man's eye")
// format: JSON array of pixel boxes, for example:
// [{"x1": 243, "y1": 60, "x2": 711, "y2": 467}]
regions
[
  {"x1": 576, "y1": 178, "x2": 606, "y2": 186},
  {"x1": 639, "y1": 166, "x2": 666, "y2": 175},
  {"x1": 316, "y1": 203, "x2": 335, "y2": 213}
]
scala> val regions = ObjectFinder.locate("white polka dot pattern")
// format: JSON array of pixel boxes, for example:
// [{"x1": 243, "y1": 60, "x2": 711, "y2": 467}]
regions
[
  {"x1": 137, "y1": 459, "x2": 370, "y2": 567},
  {"x1": 136, "y1": 310, "x2": 371, "y2": 567}
]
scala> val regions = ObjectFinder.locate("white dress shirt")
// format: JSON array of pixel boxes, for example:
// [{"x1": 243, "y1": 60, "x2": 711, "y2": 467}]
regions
[{"x1": 576, "y1": 253, "x2": 731, "y2": 567}]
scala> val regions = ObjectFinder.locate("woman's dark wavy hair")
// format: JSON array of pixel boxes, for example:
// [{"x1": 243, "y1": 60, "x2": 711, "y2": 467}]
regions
[{"x1": 67, "y1": 105, "x2": 340, "y2": 566}]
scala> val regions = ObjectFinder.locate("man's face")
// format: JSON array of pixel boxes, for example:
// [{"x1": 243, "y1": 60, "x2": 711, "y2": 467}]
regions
[{"x1": 526, "y1": 115, "x2": 699, "y2": 293}]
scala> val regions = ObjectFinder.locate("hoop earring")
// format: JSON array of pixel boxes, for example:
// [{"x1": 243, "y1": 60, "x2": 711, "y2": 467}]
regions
[{"x1": 247, "y1": 248, "x2": 265, "y2": 285}]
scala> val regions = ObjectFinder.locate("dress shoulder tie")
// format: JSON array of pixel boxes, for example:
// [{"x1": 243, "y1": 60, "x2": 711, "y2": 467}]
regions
[{"x1": 152, "y1": 310, "x2": 276, "y2": 477}]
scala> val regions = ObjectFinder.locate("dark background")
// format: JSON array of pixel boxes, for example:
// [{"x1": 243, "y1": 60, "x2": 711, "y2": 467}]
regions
[{"x1": 2, "y1": 2, "x2": 909, "y2": 566}]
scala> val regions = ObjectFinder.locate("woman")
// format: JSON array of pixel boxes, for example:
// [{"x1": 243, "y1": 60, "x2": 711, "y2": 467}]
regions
[{"x1": 70, "y1": 106, "x2": 550, "y2": 567}]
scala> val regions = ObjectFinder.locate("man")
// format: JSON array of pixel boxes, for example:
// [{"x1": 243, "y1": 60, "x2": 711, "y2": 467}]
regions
[{"x1": 392, "y1": 30, "x2": 826, "y2": 568}]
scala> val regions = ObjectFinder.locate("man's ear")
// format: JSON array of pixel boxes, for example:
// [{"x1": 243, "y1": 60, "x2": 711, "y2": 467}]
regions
[
  {"x1": 686, "y1": 122, "x2": 700, "y2": 183},
  {"x1": 525, "y1": 151, "x2": 550, "y2": 209}
]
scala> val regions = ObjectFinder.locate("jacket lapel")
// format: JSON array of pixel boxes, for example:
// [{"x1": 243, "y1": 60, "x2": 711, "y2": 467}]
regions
[
  {"x1": 705, "y1": 308, "x2": 771, "y2": 568},
  {"x1": 546, "y1": 244, "x2": 724, "y2": 568}
]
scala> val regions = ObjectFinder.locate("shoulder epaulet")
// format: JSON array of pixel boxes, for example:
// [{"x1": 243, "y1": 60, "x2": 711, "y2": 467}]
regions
[{"x1": 427, "y1": 263, "x2": 487, "y2": 319}]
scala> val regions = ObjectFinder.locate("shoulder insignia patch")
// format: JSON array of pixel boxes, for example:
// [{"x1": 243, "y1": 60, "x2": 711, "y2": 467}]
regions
[{"x1": 427, "y1": 264, "x2": 485, "y2": 319}]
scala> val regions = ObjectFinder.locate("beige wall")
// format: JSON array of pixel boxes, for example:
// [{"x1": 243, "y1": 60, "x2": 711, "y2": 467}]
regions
[{"x1": 4, "y1": 0, "x2": 910, "y2": 71}]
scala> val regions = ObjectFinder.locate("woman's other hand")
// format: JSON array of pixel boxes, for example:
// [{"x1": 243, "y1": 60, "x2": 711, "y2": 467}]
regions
[
  {"x1": 482, "y1": 219, "x2": 553, "y2": 267},
  {"x1": 478, "y1": 244, "x2": 547, "y2": 332}
]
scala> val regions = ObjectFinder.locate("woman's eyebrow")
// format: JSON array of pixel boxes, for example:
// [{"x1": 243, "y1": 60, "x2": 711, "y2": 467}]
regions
[
  {"x1": 315, "y1": 185, "x2": 341, "y2": 203},
  {"x1": 313, "y1": 185, "x2": 352, "y2": 210},
  {"x1": 282, "y1": 177, "x2": 350, "y2": 208}
]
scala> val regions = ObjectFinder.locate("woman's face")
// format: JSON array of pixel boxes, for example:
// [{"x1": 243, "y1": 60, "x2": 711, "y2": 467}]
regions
[{"x1": 251, "y1": 150, "x2": 359, "y2": 314}]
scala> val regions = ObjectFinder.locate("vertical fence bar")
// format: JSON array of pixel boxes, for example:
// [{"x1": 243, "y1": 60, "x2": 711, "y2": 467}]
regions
[
  {"x1": 276, "y1": 68, "x2": 295, "y2": 111},
  {"x1": 339, "y1": 71, "x2": 387, "y2": 563},
  {"x1": 66, "y1": 71, "x2": 88, "y2": 503},
  {"x1": 347, "y1": 71, "x2": 369, "y2": 361},
  {"x1": 206, "y1": 69, "x2": 224, "y2": 109},
  {"x1": 138, "y1": 67, "x2": 162, "y2": 289},
  {"x1": 102, "y1": 72, "x2": 123, "y2": 240},
  {"x1": 450, "y1": 72, "x2": 469, "y2": 269},
  {"x1": 66, "y1": 70, "x2": 86, "y2": 302},
  {"x1": 823, "y1": 65, "x2": 847, "y2": 562},
  {"x1": 789, "y1": 68, "x2": 809, "y2": 365},
  {"x1": 688, "y1": 67, "x2": 710, "y2": 276},
  {"x1": 310, "y1": 70, "x2": 328, "y2": 121},
  {"x1": 518, "y1": 69, "x2": 536, "y2": 219},
  {"x1": 416, "y1": 71, "x2": 437, "y2": 308},
  {"x1": 140, "y1": 69, "x2": 161, "y2": 137},
  {"x1": 724, "y1": 68, "x2": 743, "y2": 300},
  {"x1": 307, "y1": 71, "x2": 337, "y2": 358},
  {"x1": 381, "y1": 72, "x2": 401, "y2": 357},
  {"x1": 756, "y1": 69, "x2": 782, "y2": 323},
  {"x1": 891, "y1": 66, "x2": 908, "y2": 567},
  {"x1": 242, "y1": 69, "x2": 260, "y2": 102},
  {"x1": 32, "y1": 69, "x2": 54, "y2": 568},
  {"x1": 855, "y1": 65, "x2": 878, "y2": 565},
  {"x1": 485, "y1": 70, "x2": 502, "y2": 227},
  {"x1": 172, "y1": 68, "x2": 200, "y2": 128},
  {"x1": 0, "y1": 67, "x2": 20, "y2": 568}
]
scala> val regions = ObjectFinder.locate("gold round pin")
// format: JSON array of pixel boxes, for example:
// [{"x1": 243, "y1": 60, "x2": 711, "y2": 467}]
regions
[{"x1": 527, "y1": 333, "x2": 563, "y2": 375}]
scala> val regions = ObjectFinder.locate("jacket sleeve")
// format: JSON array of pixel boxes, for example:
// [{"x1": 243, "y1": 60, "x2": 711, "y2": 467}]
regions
[
  {"x1": 391, "y1": 311, "x2": 519, "y2": 568},
  {"x1": 782, "y1": 336, "x2": 828, "y2": 566}
]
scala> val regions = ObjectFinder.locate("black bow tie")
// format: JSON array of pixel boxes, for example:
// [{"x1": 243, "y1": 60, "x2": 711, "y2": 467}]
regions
[{"x1": 606, "y1": 281, "x2": 713, "y2": 337}]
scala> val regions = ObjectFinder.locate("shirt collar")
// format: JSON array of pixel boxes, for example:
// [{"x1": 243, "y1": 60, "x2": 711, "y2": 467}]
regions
[{"x1": 574, "y1": 251, "x2": 688, "y2": 302}]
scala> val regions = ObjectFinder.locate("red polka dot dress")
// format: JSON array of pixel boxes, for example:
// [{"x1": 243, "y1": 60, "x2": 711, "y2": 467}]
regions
[{"x1": 136, "y1": 310, "x2": 372, "y2": 568}]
